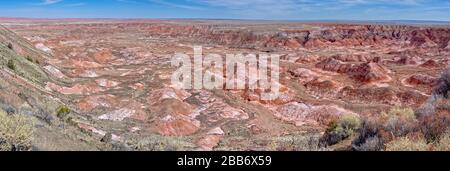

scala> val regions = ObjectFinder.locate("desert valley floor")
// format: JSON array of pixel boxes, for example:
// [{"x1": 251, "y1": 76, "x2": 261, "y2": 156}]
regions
[{"x1": 0, "y1": 19, "x2": 449, "y2": 151}]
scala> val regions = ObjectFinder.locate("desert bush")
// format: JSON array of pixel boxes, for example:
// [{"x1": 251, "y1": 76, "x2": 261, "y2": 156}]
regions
[
  {"x1": 433, "y1": 137, "x2": 450, "y2": 151},
  {"x1": 269, "y1": 134, "x2": 331, "y2": 151},
  {"x1": 352, "y1": 117, "x2": 384, "y2": 151},
  {"x1": 352, "y1": 107, "x2": 419, "y2": 151},
  {"x1": 320, "y1": 114, "x2": 361, "y2": 147},
  {"x1": 381, "y1": 107, "x2": 416, "y2": 120},
  {"x1": 385, "y1": 137, "x2": 429, "y2": 151},
  {"x1": 0, "y1": 110, "x2": 34, "y2": 151},
  {"x1": 26, "y1": 56, "x2": 33, "y2": 62},
  {"x1": 433, "y1": 134, "x2": 450, "y2": 151},
  {"x1": 419, "y1": 110, "x2": 450, "y2": 142},
  {"x1": 34, "y1": 109, "x2": 54, "y2": 125},
  {"x1": 56, "y1": 105, "x2": 71, "y2": 119},
  {"x1": 128, "y1": 134, "x2": 195, "y2": 151},
  {"x1": 7, "y1": 43, "x2": 13, "y2": 50},
  {"x1": 382, "y1": 108, "x2": 418, "y2": 138},
  {"x1": 352, "y1": 136, "x2": 383, "y2": 151},
  {"x1": 7, "y1": 59, "x2": 16, "y2": 71}
]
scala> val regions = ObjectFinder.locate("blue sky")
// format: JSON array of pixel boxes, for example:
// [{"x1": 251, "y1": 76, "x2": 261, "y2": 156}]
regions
[{"x1": 0, "y1": 0, "x2": 449, "y2": 21}]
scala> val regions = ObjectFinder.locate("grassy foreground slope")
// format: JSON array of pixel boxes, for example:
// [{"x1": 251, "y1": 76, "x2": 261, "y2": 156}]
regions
[{"x1": 0, "y1": 25, "x2": 103, "y2": 151}]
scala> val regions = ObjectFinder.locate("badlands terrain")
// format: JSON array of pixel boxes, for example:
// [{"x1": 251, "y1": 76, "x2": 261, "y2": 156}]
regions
[{"x1": 0, "y1": 18, "x2": 449, "y2": 151}]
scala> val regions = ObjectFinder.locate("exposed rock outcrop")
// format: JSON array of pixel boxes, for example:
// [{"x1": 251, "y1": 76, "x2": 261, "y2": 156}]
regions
[{"x1": 347, "y1": 62, "x2": 392, "y2": 84}]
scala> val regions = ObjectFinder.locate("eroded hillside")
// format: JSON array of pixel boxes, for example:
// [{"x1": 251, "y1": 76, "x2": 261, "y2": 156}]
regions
[{"x1": 1, "y1": 19, "x2": 449, "y2": 151}]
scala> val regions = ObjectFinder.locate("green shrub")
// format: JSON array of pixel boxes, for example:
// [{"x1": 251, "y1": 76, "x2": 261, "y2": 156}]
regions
[
  {"x1": 0, "y1": 110, "x2": 34, "y2": 151},
  {"x1": 338, "y1": 114, "x2": 362, "y2": 130},
  {"x1": 26, "y1": 56, "x2": 33, "y2": 62},
  {"x1": 385, "y1": 137, "x2": 428, "y2": 151},
  {"x1": 7, "y1": 43, "x2": 13, "y2": 50},
  {"x1": 56, "y1": 105, "x2": 71, "y2": 119},
  {"x1": 7, "y1": 59, "x2": 16, "y2": 71},
  {"x1": 320, "y1": 114, "x2": 361, "y2": 147}
]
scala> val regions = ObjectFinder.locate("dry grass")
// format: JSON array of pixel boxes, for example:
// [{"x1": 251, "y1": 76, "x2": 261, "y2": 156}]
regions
[
  {"x1": 352, "y1": 107, "x2": 419, "y2": 151},
  {"x1": 126, "y1": 134, "x2": 196, "y2": 151},
  {"x1": 381, "y1": 107, "x2": 416, "y2": 121},
  {"x1": 269, "y1": 134, "x2": 332, "y2": 151},
  {"x1": 320, "y1": 114, "x2": 361, "y2": 147},
  {"x1": 385, "y1": 137, "x2": 429, "y2": 151},
  {"x1": 432, "y1": 130, "x2": 450, "y2": 151},
  {"x1": 0, "y1": 110, "x2": 34, "y2": 151}
]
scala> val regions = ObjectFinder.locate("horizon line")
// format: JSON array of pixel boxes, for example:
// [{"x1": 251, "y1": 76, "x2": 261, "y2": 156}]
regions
[{"x1": 1, "y1": 17, "x2": 450, "y2": 26}]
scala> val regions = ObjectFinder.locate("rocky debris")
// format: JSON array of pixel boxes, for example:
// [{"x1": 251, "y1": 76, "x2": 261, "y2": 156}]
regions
[
  {"x1": 35, "y1": 43, "x2": 52, "y2": 54},
  {"x1": 129, "y1": 127, "x2": 141, "y2": 133},
  {"x1": 148, "y1": 87, "x2": 191, "y2": 105},
  {"x1": 242, "y1": 84, "x2": 295, "y2": 105},
  {"x1": 101, "y1": 133, "x2": 113, "y2": 143},
  {"x1": 95, "y1": 78, "x2": 120, "y2": 88},
  {"x1": 294, "y1": 54, "x2": 321, "y2": 64},
  {"x1": 289, "y1": 68, "x2": 319, "y2": 83},
  {"x1": 265, "y1": 90, "x2": 296, "y2": 105},
  {"x1": 404, "y1": 74, "x2": 437, "y2": 86},
  {"x1": 148, "y1": 87, "x2": 201, "y2": 136},
  {"x1": 304, "y1": 39, "x2": 327, "y2": 48},
  {"x1": 149, "y1": 87, "x2": 195, "y2": 117},
  {"x1": 98, "y1": 108, "x2": 136, "y2": 121},
  {"x1": 316, "y1": 58, "x2": 354, "y2": 73},
  {"x1": 152, "y1": 98, "x2": 194, "y2": 116},
  {"x1": 155, "y1": 114, "x2": 200, "y2": 136},
  {"x1": 129, "y1": 83, "x2": 144, "y2": 90},
  {"x1": 69, "y1": 59, "x2": 102, "y2": 68},
  {"x1": 316, "y1": 58, "x2": 392, "y2": 84},
  {"x1": 45, "y1": 82, "x2": 104, "y2": 95},
  {"x1": 207, "y1": 127, "x2": 225, "y2": 135},
  {"x1": 197, "y1": 127, "x2": 225, "y2": 151},
  {"x1": 420, "y1": 59, "x2": 440, "y2": 68},
  {"x1": 442, "y1": 59, "x2": 450, "y2": 66},
  {"x1": 392, "y1": 56, "x2": 420, "y2": 65},
  {"x1": 220, "y1": 106, "x2": 249, "y2": 120},
  {"x1": 75, "y1": 69, "x2": 100, "y2": 78},
  {"x1": 304, "y1": 78, "x2": 341, "y2": 96},
  {"x1": 93, "y1": 49, "x2": 114, "y2": 63},
  {"x1": 44, "y1": 65, "x2": 67, "y2": 79},
  {"x1": 197, "y1": 135, "x2": 221, "y2": 151},
  {"x1": 338, "y1": 86, "x2": 428, "y2": 106},
  {"x1": 331, "y1": 54, "x2": 369, "y2": 62},
  {"x1": 77, "y1": 95, "x2": 117, "y2": 111},
  {"x1": 142, "y1": 24, "x2": 450, "y2": 50},
  {"x1": 202, "y1": 102, "x2": 249, "y2": 121},
  {"x1": 397, "y1": 90, "x2": 430, "y2": 106},
  {"x1": 347, "y1": 62, "x2": 392, "y2": 83},
  {"x1": 77, "y1": 122, "x2": 120, "y2": 141},
  {"x1": 274, "y1": 102, "x2": 353, "y2": 126},
  {"x1": 284, "y1": 38, "x2": 302, "y2": 49}
]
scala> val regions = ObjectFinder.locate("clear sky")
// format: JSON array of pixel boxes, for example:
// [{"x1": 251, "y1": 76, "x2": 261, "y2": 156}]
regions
[{"x1": 0, "y1": 0, "x2": 449, "y2": 21}]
